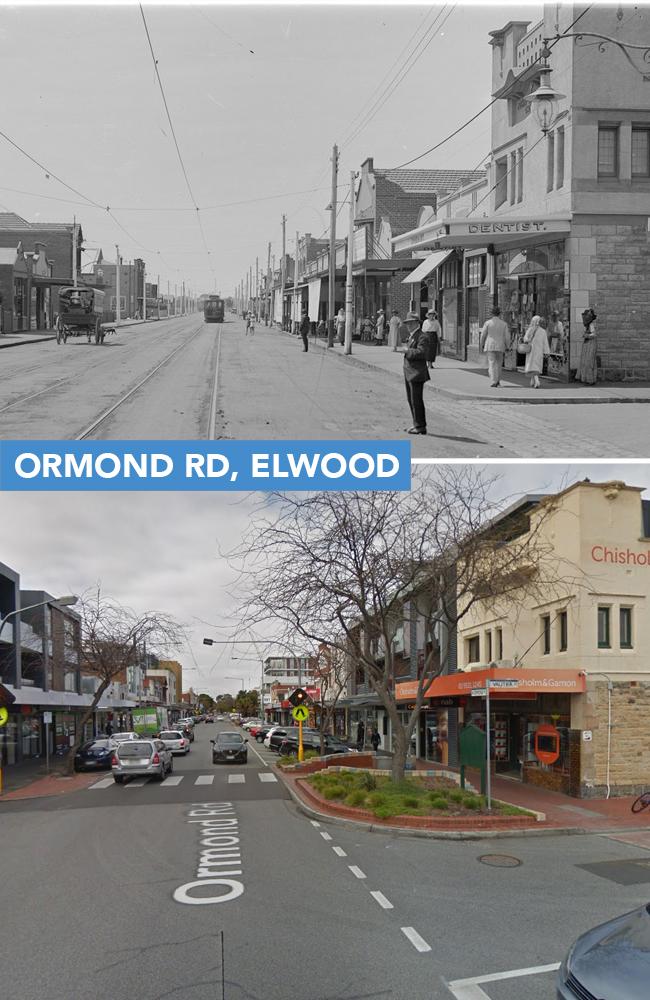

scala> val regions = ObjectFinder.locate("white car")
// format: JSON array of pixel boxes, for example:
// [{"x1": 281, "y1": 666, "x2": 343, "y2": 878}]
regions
[
  {"x1": 242, "y1": 719, "x2": 262, "y2": 731},
  {"x1": 263, "y1": 726, "x2": 285, "y2": 748},
  {"x1": 156, "y1": 730, "x2": 191, "y2": 755},
  {"x1": 109, "y1": 732, "x2": 141, "y2": 744}
]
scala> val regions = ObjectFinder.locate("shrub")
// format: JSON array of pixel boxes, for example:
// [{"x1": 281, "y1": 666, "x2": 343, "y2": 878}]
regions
[
  {"x1": 448, "y1": 789, "x2": 465, "y2": 804},
  {"x1": 367, "y1": 791, "x2": 388, "y2": 808},
  {"x1": 359, "y1": 771, "x2": 377, "y2": 791},
  {"x1": 373, "y1": 803, "x2": 398, "y2": 819},
  {"x1": 402, "y1": 795, "x2": 420, "y2": 809},
  {"x1": 322, "y1": 784, "x2": 346, "y2": 800},
  {"x1": 304, "y1": 750, "x2": 320, "y2": 760},
  {"x1": 345, "y1": 790, "x2": 367, "y2": 807},
  {"x1": 463, "y1": 797, "x2": 480, "y2": 810},
  {"x1": 429, "y1": 797, "x2": 449, "y2": 810}
]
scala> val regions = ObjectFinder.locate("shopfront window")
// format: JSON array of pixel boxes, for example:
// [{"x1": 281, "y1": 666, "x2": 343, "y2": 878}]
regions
[
  {"x1": 0, "y1": 716, "x2": 19, "y2": 765},
  {"x1": 21, "y1": 715, "x2": 42, "y2": 759}
]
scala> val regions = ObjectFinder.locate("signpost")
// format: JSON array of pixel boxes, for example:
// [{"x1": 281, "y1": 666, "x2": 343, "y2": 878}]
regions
[
  {"x1": 43, "y1": 711, "x2": 52, "y2": 773},
  {"x1": 288, "y1": 689, "x2": 310, "y2": 762}
]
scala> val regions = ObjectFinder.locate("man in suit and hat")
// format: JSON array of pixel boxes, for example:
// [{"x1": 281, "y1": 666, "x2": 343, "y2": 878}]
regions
[{"x1": 403, "y1": 310, "x2": 431, "y2": 435}]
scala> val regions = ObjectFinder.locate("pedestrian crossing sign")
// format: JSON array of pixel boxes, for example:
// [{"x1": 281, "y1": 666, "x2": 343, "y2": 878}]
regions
[
  {"x1": 0, "y1": 707, "x2": 7, "y2": 727},
  {"x1": 292, "y1": 705, "x2": 309, "y2": 722}
]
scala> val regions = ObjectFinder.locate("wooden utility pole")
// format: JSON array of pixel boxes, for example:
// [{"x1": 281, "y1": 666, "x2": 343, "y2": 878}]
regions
[
  {"x1": 115, "y1": 245, "x2": 121, "y2": 324},
  {"x1": 271, "y1": 253, "x2": 276, "y2": 327},
  {"x1": 266, "y1": 241, "x2": 271, "y2": 326},
  {"x1": 345, "y1": 170, "x2": 356, "y2": 355},
  {"x1": 281, "y1": 214, "x2": 286, "y2": 331},
  {"x1": 255, "y1": 256, "x2": 259, "y2": 321},
  {"x1": 327, "y1": 144, "x2": 338, "y2": 348},
  {"x1": 294, "y1": 230, "x2": 300, "y2": 334},
  {"x1": 249, "y1": 265, "x2": 253, "y2": 314}
]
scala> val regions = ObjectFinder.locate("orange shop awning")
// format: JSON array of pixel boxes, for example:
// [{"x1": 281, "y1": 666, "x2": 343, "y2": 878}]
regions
[{"x1": 396, "y1": 668, "x2": 586, "y2": 702}]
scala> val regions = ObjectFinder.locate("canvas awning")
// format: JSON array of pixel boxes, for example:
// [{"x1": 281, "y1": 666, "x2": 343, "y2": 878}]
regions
[
  {"x1": 402, "y1": 249, "x2": 454, "y2": 284},
  {"x1": 396, "y1": 667, "x2": 586, "y2": 702},
  {"x1": 308, "y1": 278, "x2": 321, "y2": 319}
]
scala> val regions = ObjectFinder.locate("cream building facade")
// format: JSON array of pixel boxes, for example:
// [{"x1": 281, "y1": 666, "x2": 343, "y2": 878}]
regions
[{"x1": 455, "y1": 479, "x2": 650, "y2": 797}]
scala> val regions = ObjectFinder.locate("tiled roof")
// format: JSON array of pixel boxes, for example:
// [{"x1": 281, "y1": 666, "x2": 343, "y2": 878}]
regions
[
  {"x1": 0, "y1": 212, "x2": 31, "y2": 230},
  {"x1": 376, "y1": 168, "x2": 484, "y2": 195}
]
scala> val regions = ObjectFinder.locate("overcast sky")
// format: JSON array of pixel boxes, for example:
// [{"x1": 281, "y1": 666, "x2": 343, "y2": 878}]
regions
[
  {"x1": 0, "y1": 2, "x2": 538, "y2": 297},
  {"x1": 2, "y1": 461, "x2": 648, "y2": 698}
]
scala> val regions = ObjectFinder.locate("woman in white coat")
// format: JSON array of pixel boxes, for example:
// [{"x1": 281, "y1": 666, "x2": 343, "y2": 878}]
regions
[{"x1": 523, "y1": 315, "x2": 550, "y2": 388}]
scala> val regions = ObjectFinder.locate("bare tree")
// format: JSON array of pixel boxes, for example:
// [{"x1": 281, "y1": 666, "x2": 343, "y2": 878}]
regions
[
  {"x1": 312, "y1": 643, "x2": 352, "y2": 752},
  {"x1": 66, "y1": 589, "x2": 183, "y2": 773},
  {"x1": 231, "y1": 468, "x2": 582, "y2": 781}
]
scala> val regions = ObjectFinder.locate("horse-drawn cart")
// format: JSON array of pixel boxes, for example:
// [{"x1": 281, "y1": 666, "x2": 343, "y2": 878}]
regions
[{"x1": 56, "y1": 286, "x2": 113, "y2": 345}]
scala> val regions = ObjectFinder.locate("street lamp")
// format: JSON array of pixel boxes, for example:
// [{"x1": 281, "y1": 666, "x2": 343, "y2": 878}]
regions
[{"x1": 0, "y1": 595, "x2": 78, "y2": 638}]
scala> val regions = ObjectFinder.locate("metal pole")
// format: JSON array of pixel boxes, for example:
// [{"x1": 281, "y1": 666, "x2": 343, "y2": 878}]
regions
[
  {"x1": 298, "y1": 717, "x2": 304, "y2": 762},
  {"x1": 45, "y1": 720, "x2": 50, "y2": 773},
  {"x1": 157, "y1": 274, "x2": 160, "y2": 320},
  {"x1": 327, "y1": 144, "x2": 338, "y2": 347},
  {"x1": 486, "y1": 680, "x2": 492, "y2": 812},
  {"x1": 294, "y1": 231, "x2": 299, "y2": 332},
  {"x1": 72, "y1": 216, "x2": 77, "y2": 287},
  {"x1": 115, "y1": 246, "x2": 121, "y2": 325},
  {"x1": 271, "y1": 253, "x2": 276, "y2": 327},
  {"x1": 345, "y1": 171, "x2": 355, "y2": 355},
  {"x1": 281, "y1": 214, "x2": 286, "y2": 330},
  {"x1": 142, "y1": 262, "x2": 146, "y2": 320},
  {"x1": 266, "y1": 242, "x2": 271, "y2": 326},
  {"x1": 255, "y1": 256, "x2": 259, "y2": 321}
]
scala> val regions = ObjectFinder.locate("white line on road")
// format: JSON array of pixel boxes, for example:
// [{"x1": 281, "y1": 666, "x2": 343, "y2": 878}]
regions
[
  {"x1": 348, "y1": 865, "x2": 366, "y2": 879},
  {"x1": 332, "y1": 846, "x2": 347, "y2": 857},
  {"x1": 248, "y1": 741, "x2": 269, "y2": 767},
  {"x1": 448, "y1": 963, "x2": 561, "y2": 992},
  {"x1": 320, "y1": 831, "x2": 333, "y2": 841},
  {"x1": 258, "y1": 773, "x2": 277, "y2": 782},
  {"x1": 445, "y1": 984, "x2": 489, "y2": 1000},
  {"x1": 400, "y1": 927, "x2": 431, "y2": 953},
  {"x1": 227, "y1": 774, "x2": 246, "y2": 783},
  {"x1": 310, "y1": 820, "x2": 321, "y2": 828},
  {"x1": 194, "y1": 774, "x2": 215, "y2": 785},
  {"x1": 163, "y1": 776, "x2": 184, "y2": 786},
  {"x1": 370, "y1": 891, "x2": 394, "y2": 910},
  {"x1": 89, "y1": 778, "x2": 113, "y2": 789}
]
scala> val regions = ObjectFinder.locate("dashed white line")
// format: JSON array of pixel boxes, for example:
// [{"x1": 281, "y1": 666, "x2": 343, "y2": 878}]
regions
[
  {"x1": 194, "y1": 774, "x2": 215, "y2": 785},
  {"x1": 227, "y1": 773, "x2": 246, "y2": 783},
  {"x1": 124, "y1": 779, "x2": 147, "y2": 787},
  {"x1": 162, "y1": 776, "x2": 184, "y2": 786},
  {"x1": 370, "y1": 891, "x2": 393, "y2": 910},
  {"x1": 258, "y1": 772, "x2": 277, "y2": 782},
  {"x1": 401, "y1": 927, "x2": 431, "y2": 953},
  {"x1": 332, "y1": 846, "x2": 347, "y2": 857},
  {"x1": 310, "y1": 820, "x2": 321, "y2": 828},
  {"x1": 248, "y1": 741, "x2": 270, "y2": 767},
  {"x1": 348, "y1": 865, "x2": 366, "y2": 879},
  {"x1": 320, "y1": 831, "x2": 333, "y2": 841}
]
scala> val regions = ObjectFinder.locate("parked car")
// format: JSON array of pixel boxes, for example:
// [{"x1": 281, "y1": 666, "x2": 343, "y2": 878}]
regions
[
  {"x1": 556, "y1": 902, "x2": 650, "y2": 999},
  {"x1": 111, "y1": 739, "x2": 173, "y2": 784},
  {"x1": 279, "y1": 734, "x2": 358, "y2": 757},
  {"x1": 255, "y1": 724, "x2": 277, "y2": 743},
  {"x1": 267, "y1": 726, "x2": 319, "y2": 752},
  {"x1": 109, "y1": 732, "x2": 141, "y2": 744},
  {"x1": 156, "y1": 730, "x2": 191, "y2": 755},
  {"x1": 211, "y1": 732, "x2": 248, "y2": 765},
  {"x1": 175, "y1": 722, "x2": 194, "y2": 741},
  {"x1": 74, "y1": 739, "x2": 115, "y2": 771},
  {"x1": 205, "y1": 716, "x2": 214, "y2": 724}
]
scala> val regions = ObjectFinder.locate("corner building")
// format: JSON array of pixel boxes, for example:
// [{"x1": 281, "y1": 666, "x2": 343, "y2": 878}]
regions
[{"x1": 453, "y1": 480, "x2": 650, "y2": 798}]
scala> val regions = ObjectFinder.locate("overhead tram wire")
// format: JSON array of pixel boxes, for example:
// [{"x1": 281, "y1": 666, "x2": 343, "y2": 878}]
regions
[
  {"x1": 139, "y1": 3, "x2": 216, "y2": 279},
  {"x1": 393, "y1": 4, "x2": 593, "y2": 170},
  {"x1": 340, "y1": 4, "x2": 456, "y2": 153}
]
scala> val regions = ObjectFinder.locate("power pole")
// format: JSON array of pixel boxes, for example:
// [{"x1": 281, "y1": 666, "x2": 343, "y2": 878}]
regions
[
  {"x1": 157, "y1": 273, "x2": 160, "y2": 320},
  {"x1": 327, "y1": 144, "x2": 338, "y2": 347},
  {"x1": 345, "y1": 170, "x2": 356, "y2": 355},
  {"x1": 266, "y1": 241, "x2": 271, "y2": 326},
  {"x1": 115, "y1": 245, "x2": 121, "y2": 325},
  {"x1": 72, "y1": 216, "x2": 77, "y2": 288},
  {"x1": 142, "y1": 261, "x2": 146, "y2": 320},
  {"x1": 255, "y1": 256, "x2": 259, "y2": 321},
  {"x1": 249, "y1": 265, "x2": 253, "y2": 314},
  {"x1": 281, "y1": 214, "x2": 286, "y2": 330},
  {"x1": 294, "y1": 230, "x2": 300, "y2": 334}
]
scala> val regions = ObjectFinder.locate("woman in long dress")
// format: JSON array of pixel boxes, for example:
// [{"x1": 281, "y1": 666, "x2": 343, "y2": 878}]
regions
[
  {"x1": 576, "y1": 308, "x2": 598, "y2": 384},
  {"x1": 523, "y1": 315, "x2": 550, "y2": 388}
]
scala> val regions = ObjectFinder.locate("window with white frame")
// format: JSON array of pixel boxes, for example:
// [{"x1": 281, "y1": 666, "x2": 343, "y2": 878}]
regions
[
  {"x1": 466, "y1": 635, "x2": 480, "y2": 664},
  {"x1": 632, "y1": 127, "x2": 650, "y2": 178},
  {"x1": 598, "y1": 126, "x2": 619, "y2": 178}
]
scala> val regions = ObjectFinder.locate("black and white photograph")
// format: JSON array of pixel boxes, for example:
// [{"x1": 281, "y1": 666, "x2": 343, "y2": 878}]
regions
[{"x1": 0, "y1": 3, "x2": 649, "y2": 453}]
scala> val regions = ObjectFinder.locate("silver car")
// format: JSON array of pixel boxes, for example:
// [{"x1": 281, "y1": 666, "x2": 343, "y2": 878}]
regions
[
  {"x1": 157, "y1": 730, "x2": 191, "y2": 755},
  {"x1": 111, "y1": 739, "x2": 173, "y2": 784}
]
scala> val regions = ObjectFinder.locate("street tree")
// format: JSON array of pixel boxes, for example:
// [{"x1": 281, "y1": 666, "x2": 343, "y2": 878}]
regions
[
  {"x1": 232, "y1": 468, "x2": 581, "y2": 781},
  {"x1": 313, "y1": 643, "x2": 353, "y2": 753},
  {"x1": 66, "y1": 589, "x2": 182, "y2": 773}
]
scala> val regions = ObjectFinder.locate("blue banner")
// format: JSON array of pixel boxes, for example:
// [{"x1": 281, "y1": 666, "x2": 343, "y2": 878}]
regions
[{"x1": 0, "y1": 441, "x2": 411, "y2": 491}]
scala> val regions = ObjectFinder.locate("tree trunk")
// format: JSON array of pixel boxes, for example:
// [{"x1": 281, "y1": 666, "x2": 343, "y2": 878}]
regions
[
  {"x1": 391, "y1": 725, "x2": 409, "y2": 783},
  {"x1": 65, "y1": 678, "x2": 111, "y2": 774}
]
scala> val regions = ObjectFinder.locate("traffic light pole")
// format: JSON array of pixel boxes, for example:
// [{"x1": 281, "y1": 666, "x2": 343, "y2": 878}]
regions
[{"x1": 298, "y1": 718, "x2": 304, "y2": 762}]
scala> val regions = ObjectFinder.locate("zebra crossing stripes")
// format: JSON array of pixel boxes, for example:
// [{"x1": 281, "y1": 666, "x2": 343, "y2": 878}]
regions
[{"x1": 89, "y1": 771, "x2": 278, "y2": 789}]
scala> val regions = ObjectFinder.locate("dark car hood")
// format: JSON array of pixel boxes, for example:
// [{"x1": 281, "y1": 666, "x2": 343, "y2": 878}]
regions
[{"x1": 570, "y1": 904, "x2": 650, "y2": 999}]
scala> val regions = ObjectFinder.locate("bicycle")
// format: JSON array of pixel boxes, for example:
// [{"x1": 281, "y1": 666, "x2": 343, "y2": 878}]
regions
[{"x1": 631, "y1": 791, "x2": 650, "y2": 813}]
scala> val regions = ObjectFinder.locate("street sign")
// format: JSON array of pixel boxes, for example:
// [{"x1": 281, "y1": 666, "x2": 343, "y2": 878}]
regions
[
  {"x1": 0, "y1": 707, "x2": 8, "y2": 727},
  {"x1": 43, "y1": 711, "x2": 53, "y2": 724},
  {"x1": 489, "y1": 679, "x2": 519, "y2": 689},
  {"x1": 292, "y1": 704, "x2": 309, "y2": 723},
  {"x1": 471, "y1": 688, "x2": 487, "y2": 697}
]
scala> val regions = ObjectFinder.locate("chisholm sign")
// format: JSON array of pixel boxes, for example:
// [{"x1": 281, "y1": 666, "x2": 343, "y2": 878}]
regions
[{"x1": 592, "y1": 545, "x2": 650, "y2": 566}]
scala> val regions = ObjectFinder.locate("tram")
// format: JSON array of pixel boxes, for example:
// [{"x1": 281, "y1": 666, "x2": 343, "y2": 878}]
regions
[{"x1": 204, "y1": 295, "x2": 225, "y2": 324}]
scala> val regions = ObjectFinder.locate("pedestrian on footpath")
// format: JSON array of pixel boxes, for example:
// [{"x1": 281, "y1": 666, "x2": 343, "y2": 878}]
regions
[
  {"x1": 388, "y1": 309, "x2": 401, "y2": 352},
  {"x1": 576, "y1": 308, "x2": 598, "y2": 385},
  {"x1": 316, "y1": 317, "x2": 326, "y2": 339},
  {"x1": 479, "y1": 305, "x2": 511, "y2": 387},
  {"x1": 374, "y1": 308, "x2": 386, "y2": 345},
  {"x1": 422, "y1": 308, "x2": 441, "y2": 368},
  {"x1": 335, "y1": 307, "x2": 346, "y2": 345},
  {"x1": 246, "y1": 311, "x2": 255, "y2": 336},
  {"x1": 523, "y1": 315, "x2": 550, "y2": 389},
  {"x1": 370, "y1": 728, "x2": 381, "y2": 752},
  {"x1": 299, "y1": 308, "x2": 310, "y2": 352},
  {"x1": 403, "y1": 310, "x2": 431, "y2": 435},
  {"x1": 356, "y1": 720, "x2": 365, "y2": 750}
]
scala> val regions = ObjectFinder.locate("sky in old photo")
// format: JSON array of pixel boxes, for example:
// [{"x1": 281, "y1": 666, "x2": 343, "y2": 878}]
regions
[
  {"x1": 1, "y1": 461, "x2": 648, "y2": 697},
  {"x1": 0, "y1": 2, "x2": 538, "y2": 297}
]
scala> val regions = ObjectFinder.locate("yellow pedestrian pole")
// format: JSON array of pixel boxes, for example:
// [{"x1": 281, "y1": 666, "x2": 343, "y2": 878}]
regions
[{"x1": 298, "y1": 718, "x2": 304, "y2": 762}]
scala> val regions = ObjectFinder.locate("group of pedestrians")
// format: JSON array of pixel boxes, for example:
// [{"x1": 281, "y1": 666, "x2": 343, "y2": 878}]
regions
[
  {"x1": 479, "y1": 306, "x2": 553, "y2": 390},
  {"x1": 356, "y1": 720, "x2": 381, "y2": 752}
]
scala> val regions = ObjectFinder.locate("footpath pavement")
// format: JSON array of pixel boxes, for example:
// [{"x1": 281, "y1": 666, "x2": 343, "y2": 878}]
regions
[
  {"x1": 0, "y1": 317, "x2": 158, "y2": 349},
  {"x1": 304, "y1": 333, "x2": 650, "y2": 405}
]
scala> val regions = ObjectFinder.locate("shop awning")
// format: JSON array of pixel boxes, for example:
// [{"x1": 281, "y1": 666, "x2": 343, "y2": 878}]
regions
[
  {"x1": 396, "y1": 667, "x2": 586, "y2": 702},
  {"x1": 402, "y1": 249, "x2": 454, "y2": 284},
  {"x1": 308, "y1": 278, "x2": 321, "y2": 319},
  {"x1": 435, "y1": 216, "x2": 572, "y2": 249}
]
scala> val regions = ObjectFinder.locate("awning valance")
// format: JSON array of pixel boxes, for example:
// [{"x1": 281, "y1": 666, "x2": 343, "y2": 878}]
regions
[
  {"x1": 402, "y1": 249, "x2": 454, "y2": 284},
  {"x1": 396, "y1": 667, "x2": 586, "y2": 702}
]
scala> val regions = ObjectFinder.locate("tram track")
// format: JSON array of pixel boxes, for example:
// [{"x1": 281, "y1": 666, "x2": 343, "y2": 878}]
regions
[{"x1": 75, "y1": 322, "x2": 214, "y2": 440}]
